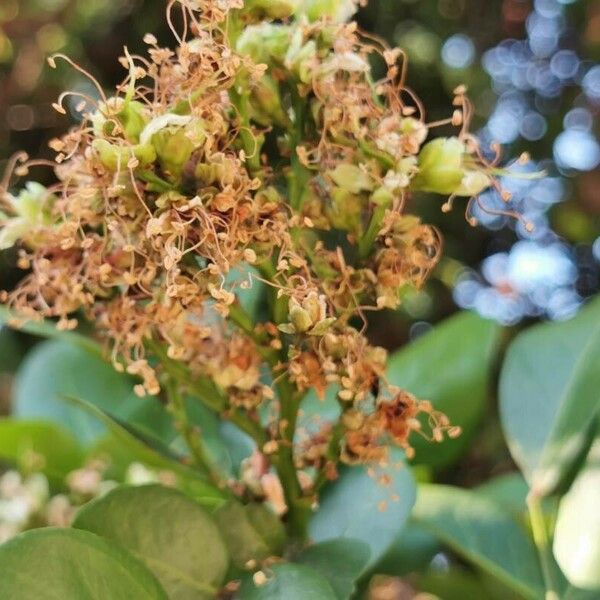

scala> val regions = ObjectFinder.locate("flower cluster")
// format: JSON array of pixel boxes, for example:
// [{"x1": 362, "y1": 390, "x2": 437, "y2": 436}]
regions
[{"x1": 1, "y1": 0, "x2": 498, "y2": 512}]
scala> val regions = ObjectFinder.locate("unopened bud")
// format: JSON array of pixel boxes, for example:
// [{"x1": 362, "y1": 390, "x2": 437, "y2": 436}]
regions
[
  {"x1": 301, "y1": 0, "x2": 359, "y2": 23},
  {"x1": 328, "y1": 164, "x2": 374, "y2": 194},
  {"x1": 152, "y1": 128, "x2": 195, "y2": 178},
  {"x1": 244, "y1": 0, "x2": 300, "y2": 19},
  {"x1": 250, "y1": 76, "x2": 288, "y2": 127},
  {"x1": 93, "y1": 139, "x2": 156, "y2": 171},
  {"x1": 414, "y1": 137, "x2": 463, "y2": 190},
  {"x1": 456, "y1": 170, "x2": 491, "y2": 197},
  {"x1": 289, "y1": 302, "x2": 313, "y2": 333}
]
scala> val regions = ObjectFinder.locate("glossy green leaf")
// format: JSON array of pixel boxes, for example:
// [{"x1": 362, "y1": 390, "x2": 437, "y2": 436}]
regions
[
  {"x1": 215, "y1": 421, "x2": 256, "y2": 477},
  {"x1": 214, "y1": 501, "x2": 285, "y2": 569},
  {"x1": 476, "y1": 472, "x2": 529, "y2": 517},
  {"x1": 182, "y1": 399, "x2": 257, "y2": 479},
  {"x1": 309, "y1": 453, "x2": 416, "y2": 567},
  {"x1": 0, "y1": 305, "x2": 100, "y2": 355},
  {"x1": 563, "y1": 586, "x2": 600, "y2": 600},
  {"x1": 227, "y1": 263, "x2": 265, "y2": 319},
  {"x1": 553, "y1": 438, "x2": 600, "y2": 590},
  {"x1": 0, "y1": 419, "x2": 83, "y2": 485},
  {"x1": 14, "y1": 339, "x2": 174, "y2": 444},
  {"x1": 500, "y1": 296, "x2": 600, "y2": 495},
  {"x1": 296, "y1": 539, "x2": 371, "y2": 600},
  {"x1": 297, "y1": 385, "x2": 341, "y2": 438},
  {"x1": 67, "y1": 395, "x2": 224, "y2": 504},
  {"x1": 418, "y1": 568, "x2": 513, "y2": 600},
  {"x1": 0, "y1": 527, "x2": 167, "y2": 599},
  {"x1": 73, "y1": 484, "x2": 229, "y2": 599},
  {"x1": 387, "y1": 311, "x2": 501, "y2": 468},
  {"x1": 412, "y1": 484, "x2": 544, "y2": 600},
  {"x1": 239, "y1": 564, "x2": 337, "y2": 599},
  {"x1": 374, "y1": 523, "x2": 440, "y2": 576},
  {"x1": 0, "y1": 325, "x2": 22, "y2": 372}
]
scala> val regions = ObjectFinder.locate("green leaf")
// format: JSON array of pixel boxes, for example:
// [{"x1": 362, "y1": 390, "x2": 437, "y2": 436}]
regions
[
  {"x1": 296, "y1": 539, "x2": 371, "y2": 600},
  {"x1": 239, "y1": 564, "x2": 337, "y2": 599},
  {"x1": 553, "y1": 437, "x2": 600, "y2": 590},
  {"x1": 412, "y1": 484, "x2": 544, "y2": 600},
  {"x1": 227, "y1": 263, "x2": 266, "y2": 319},
  {"x1": 417, "y1": 568, "x2": 514, "y2": 600},
  {"x1": 67, "y1": 395, "x2": 224, "y2": 505},
  {"x1": 374, "y1": 523, "x2": 440, "y2": 577},
  {"x1": 0, "y1": 527, "x2": 167, "y2": 599},
  {"x1": 500, "y1": 296, "x2": 600, "y2": 495},
  {"x1": 309, "y1": 453, "x2": 416, "y2": 567},
  {"x1": 219, "y1": 421, "x2": 256, "y2": 475},
  {"x1": 0, "y1": 305, "x2": 100, "y2": 356},
  {"x1": 73, "y1": 484, "x2": 229, "y2": 599},
  {"x1": 182, "y1": 399, "x2": 257, "y2": 479},
  {"x1": 476, "y1": 472, "x2": 529, "y2": 517},
  {"x1": 214, "y1": 501, "x2": 285, "y2": 569},
  {"x1": 0, "y1": 419, "x2": 83, "y2": 485},
  {"x1": 298, "y1": 385, "x2": 341, "y2": 438},
  {"x1": 14, "y1": 339, "x2": 174, "y2": 445},
  {"x1": 0, "y1": 325, "x2": 23, "y2": 373},
  {"x1": 564, "y1": 586, "x2": 600, "y2": 600},
  {"x1": 387, "y1": 311, "x2": 501, "y2": 468}
]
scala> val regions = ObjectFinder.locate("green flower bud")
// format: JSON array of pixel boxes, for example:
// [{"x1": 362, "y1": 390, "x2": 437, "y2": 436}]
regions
[
  {"x1": 155, "y1": 191, "x2": 187, "y2": 209},
  {"x1": 255, "y1": 186, "x2": 284, "y2": 206},
  {"x1": 326, "y1": 188, "x2": 363, "y2": 232},
  {"x1": 236, "y1": 24, "x2": 291, "y2": 65},
  {"x1": 15, "y1": 182, "x2": 53, "y2": 222},
  {"x1": 249, "y1": 75, "x2": 289, "y2": 127},
  {"x1": 399, "y1": 117, "x2": 428, "y2": 140},
  {"x1": 284, "y1": 33, "x2": 317, "y2": 83},
  {"x1": 301, "y1": 0, "x2": 358, "y2": 23},
  {"x1": 411, "y1": 137, "x2": 465, "y2": 195},
  {"x1": 195, "y1": 154, "x2": 236, "y2": 187},
  {"x1": 308, "y1": 317, "x2": 336, "y2": 336},
  {"x1": 302, "y1": 292, "x2": 325, "y2": 324},
  {"x1": 151, "y1": 129, "x2": 195, "y2": 178},
  {"x1": 91, "y1": 98, "x2": 148, "y2": 142},
  {"x1": 455, "y1": 170, "x2": 491, "y2": 197},
  {"x1": 92, "y1": 139, "x2": 156, "y2": 171},
  {"x1": 323, "y1": 333, "x2": 346, "y2": 358},
  {"x1": 279, "y1": 293, "x2": 334, "y2": 335},
  {"x1": 243, "y1": 0, "x2": 300, "y2": 19},
  {"x1": 411, "y1": 137, "x2": 492, "y2": 197},
  {"x1": 370, "y1": 186, "x2": 394, "y2": 208},
  {"x1": 289, "y1": 303, "x2": 313, "y2": 333},
  {"x1": 328, "y1": 164, "x2": 374, "y2": 194},
  {"x1": 0, "y1": 183, "x2": 55, "y2": 250},
  {"x1": 391, "y1": 214, "x2": 421, "y2": 235},
  {"x1": 119, "y1": 101, "x2": 148, "y2": 141},
  {"x1": 0, "y1": 218, "x2": 30, "y2": 250}
]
